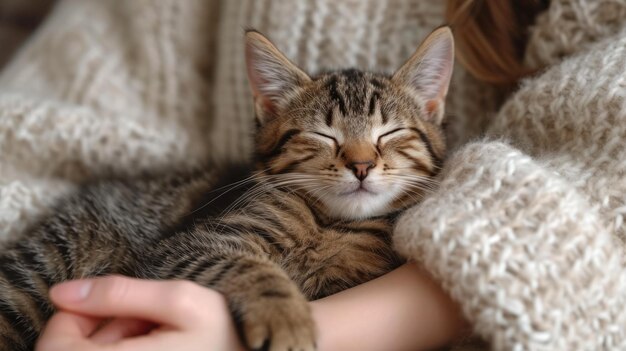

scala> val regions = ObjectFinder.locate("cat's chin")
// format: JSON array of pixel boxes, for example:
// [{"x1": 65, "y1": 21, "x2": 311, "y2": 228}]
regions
[{"x1": 320, "y1": 189, "x2": 399, "y2": 220}]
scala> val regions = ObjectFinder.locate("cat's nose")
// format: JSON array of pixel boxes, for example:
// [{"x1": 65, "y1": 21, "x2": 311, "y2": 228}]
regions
[{"x1": 348, "y1": 161, "x2": 375, "y2": 181}]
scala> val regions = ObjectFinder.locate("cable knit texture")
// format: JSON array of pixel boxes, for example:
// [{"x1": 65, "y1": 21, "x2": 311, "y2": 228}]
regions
[{"x1": 1, "y1": 0, "x2": 625, "y2": 350}]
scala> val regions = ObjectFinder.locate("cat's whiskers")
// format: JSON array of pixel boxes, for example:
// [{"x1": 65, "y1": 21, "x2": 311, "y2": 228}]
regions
[
  {"x1": 385, "y1": 173, "x2": 440, "y2": 187},
  {"x1": 217, "y1": 174, "x2": 320, "y2": 218},
  {"x1": 211, "y1": 168, "x2": 269, "y2": 193},
  {"x1": 395, "y1": 181, "x2": 437, "y2": 195},
  {"x1": 303, "y1": 184, "x2": 335, "y2": 209},
  {"x1": 219, "y1": 183, "x2": 274, "y2": 218},
  {"x1": 186, "y1": 168, "x2": 272, "y2": 216},
  {"x1": 385, "y1": 174, "x2": 438, "y2": 196},
  {"x1": 251, "y1": 174, "x2": 336, "y2": 213},
  {"x1": 384, "y1": 171, "x2": 440, "y2": 180},
  {"x1": 394, "y1": 179, "x2": 437, "y2": 193},
  {"x1": 241, "y1": 172, "x2": 439, "y2": 216},
  {"x1": 395, "y1": 187, "x2": 426, "y2": 209},
  {"x1": 216, "y1": 177, "x2": 282, "y2": 218}
]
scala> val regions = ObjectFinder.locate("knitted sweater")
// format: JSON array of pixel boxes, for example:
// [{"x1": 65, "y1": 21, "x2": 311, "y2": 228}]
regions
[{"x1": 1, "y1": 0, "x2": 625, "y2": 349}]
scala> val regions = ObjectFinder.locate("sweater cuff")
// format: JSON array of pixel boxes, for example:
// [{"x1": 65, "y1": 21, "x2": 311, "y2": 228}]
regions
[{"x1": 393, "y1": 141, "x2": 626, "y2": 350}]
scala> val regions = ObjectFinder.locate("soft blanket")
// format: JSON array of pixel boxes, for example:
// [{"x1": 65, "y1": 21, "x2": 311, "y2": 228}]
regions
[{"x1": 1, "y1": 0, "x2": 625, "y2": 350}]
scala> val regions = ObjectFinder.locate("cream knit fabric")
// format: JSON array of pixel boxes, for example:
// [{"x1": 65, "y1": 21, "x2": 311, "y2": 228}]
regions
[{"x1": 1, "y1": 0, "x2": 625, "y2": 350}]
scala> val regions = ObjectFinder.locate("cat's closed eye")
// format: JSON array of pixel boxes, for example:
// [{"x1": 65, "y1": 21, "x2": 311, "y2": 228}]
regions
[
  {"x1": 376, "y1": 128, "x2": 406, "y2": 145},
  {"x1": 312, "y1": 132, "x2": 338, "y2": 145}
]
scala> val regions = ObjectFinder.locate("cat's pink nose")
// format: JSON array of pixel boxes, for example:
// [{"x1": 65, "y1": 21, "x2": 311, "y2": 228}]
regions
[{"x1": 348, "y1": 161, "x2": 375, "y2": 181}]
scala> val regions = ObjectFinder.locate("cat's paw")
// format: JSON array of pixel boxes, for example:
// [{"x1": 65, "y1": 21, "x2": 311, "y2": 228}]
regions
[{"x1": 239, "y1": 293, "x2": 316, "y2": 351}]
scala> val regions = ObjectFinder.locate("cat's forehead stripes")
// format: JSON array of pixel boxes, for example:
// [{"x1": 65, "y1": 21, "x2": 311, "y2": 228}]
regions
[{"x1": 321, "y1": 69, "x2": 389, "y2": 120}]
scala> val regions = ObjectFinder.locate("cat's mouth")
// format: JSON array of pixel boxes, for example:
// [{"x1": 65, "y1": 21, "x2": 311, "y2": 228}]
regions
[
  {"x1": 319, "y1": 180, "x2": 400, "y2": 219},
  {"x1": 338, "y1": 183, "x2": 377, "y2": 196}
]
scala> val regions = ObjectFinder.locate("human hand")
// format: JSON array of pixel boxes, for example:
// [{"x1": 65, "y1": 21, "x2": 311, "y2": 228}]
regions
[{"x1": 36, "y1": 276, "x2": 246, "y2": 351}]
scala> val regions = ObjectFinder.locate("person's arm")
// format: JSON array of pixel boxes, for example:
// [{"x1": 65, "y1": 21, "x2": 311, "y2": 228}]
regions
[
  {"x1": 38, "y1": 264, "x2": 467, "y2": 351},
  {"x1": 312, "y1": 262, "x2": 468, "y2": 351}
]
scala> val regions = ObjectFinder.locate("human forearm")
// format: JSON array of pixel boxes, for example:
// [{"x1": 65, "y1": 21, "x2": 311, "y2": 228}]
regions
[
  {"x1": 310, "y1": 262, "x2": 467, "y2": 351},
  {"x1": 40, "y1": 265, "x2": 465, "y2": 351}
]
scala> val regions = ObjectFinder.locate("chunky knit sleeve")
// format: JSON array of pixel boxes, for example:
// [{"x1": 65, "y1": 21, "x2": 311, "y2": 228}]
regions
[{"x1": 394, "y1": 141, "x2": 626, "y2": 350}]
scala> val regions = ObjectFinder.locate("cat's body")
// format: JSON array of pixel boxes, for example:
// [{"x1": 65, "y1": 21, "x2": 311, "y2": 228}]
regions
[
  {"x1": 0, "y1": 164, "x2": 401, "y2": 350},
  {"x1": 0, "y1": 28, "x2": 454, "y2": 351}
]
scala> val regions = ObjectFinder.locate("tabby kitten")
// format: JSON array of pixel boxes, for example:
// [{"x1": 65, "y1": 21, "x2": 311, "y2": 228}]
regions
[{"x1": 0, "y1": 27, "x2": 453, "y2": 351}]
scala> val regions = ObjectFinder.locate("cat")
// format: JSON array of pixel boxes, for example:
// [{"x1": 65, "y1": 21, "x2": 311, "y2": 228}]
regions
[{"x1": 0, "y1": 27, "x2": 453, "y2": 351}]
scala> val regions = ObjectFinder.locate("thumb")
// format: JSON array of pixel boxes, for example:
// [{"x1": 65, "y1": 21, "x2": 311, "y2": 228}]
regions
[{"x1": 50, "y1": 275, "x2": 208, "y2": 328}]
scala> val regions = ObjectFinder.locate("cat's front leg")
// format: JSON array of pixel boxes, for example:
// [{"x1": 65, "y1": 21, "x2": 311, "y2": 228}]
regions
[
  {"x1": 140, "y1": 244, "x2": 316, "y2": 351},
  {"x1": 200, "y1": 254, "x2": 316, "y2": 351}
]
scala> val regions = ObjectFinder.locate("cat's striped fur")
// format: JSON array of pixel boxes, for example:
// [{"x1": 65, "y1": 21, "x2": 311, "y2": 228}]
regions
[{"x1": 0, "y1": 27, "x2": 454, "y2": 351}]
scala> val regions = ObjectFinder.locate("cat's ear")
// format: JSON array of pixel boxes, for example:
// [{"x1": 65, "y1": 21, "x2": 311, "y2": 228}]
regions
[
  {"x1": 245, "y1": 30, "x2": 311, "y2": 123},
  {"x1": 392, "y1": 27, "x2": 454, "y2": 124}
]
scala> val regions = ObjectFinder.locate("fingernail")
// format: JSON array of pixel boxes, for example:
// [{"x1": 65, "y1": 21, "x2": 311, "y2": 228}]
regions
[{"x1": 50, "y1": 280, "x2": 93, "y2": 302}]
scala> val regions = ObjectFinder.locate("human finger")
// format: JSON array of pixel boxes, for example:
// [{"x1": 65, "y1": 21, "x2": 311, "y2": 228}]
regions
[
  {"x1": 49, "y1": 276, "x2": 216, "y2": 328},
  {"x1": 35, "y1": 311, "x2": 102, "y2": 351},
  {"x1": 89, "y1": 318, "x2": 156, "y2": 344}
]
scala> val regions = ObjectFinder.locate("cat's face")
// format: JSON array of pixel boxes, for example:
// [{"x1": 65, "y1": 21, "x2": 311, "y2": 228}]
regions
[{"x1": 246, "y1": 28, "x2": 454, "y2": 220}]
